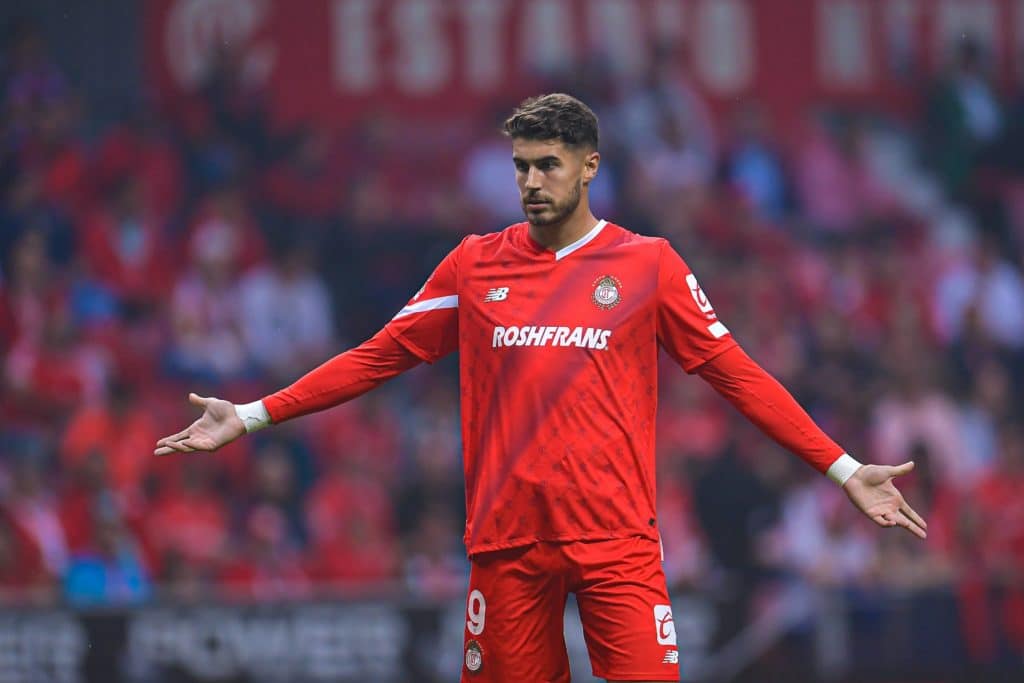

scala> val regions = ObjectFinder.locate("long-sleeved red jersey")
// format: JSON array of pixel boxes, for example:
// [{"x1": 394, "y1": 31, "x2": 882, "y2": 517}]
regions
[{"x1": 264, "y1": 221, "x2": 844, "y2": 555}]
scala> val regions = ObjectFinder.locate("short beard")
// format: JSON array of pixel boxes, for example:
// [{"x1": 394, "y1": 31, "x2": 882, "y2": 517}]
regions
[{"x1": 526, "y1": 180, "x2": 582, "y2": 227}]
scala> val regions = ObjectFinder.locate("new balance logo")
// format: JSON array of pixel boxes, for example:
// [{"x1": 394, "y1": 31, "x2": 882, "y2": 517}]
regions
[
  {"x1": 662, "y1": 650, "x2": 679, "y2": 664},
  {"x1": 484, "y1": 287, "x2": 509, "y2": 302}
]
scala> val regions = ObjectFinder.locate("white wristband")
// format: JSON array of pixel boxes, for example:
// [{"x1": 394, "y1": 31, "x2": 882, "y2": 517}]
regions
[
  {"x1": 234, "y1": 400, "x2": 271, "y2": 433},
  {"x1": 826, "y1": 453, "x2": 863, "y2": 486}
]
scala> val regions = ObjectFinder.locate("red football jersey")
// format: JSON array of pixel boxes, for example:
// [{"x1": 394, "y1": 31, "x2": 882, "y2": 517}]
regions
[{"x1": 385, "y1": 221, "x2": 736, "y2": 556}]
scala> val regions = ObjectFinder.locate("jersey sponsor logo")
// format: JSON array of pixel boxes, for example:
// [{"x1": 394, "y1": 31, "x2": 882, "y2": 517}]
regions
[
  {"x1": 465, "y1": 639, "x2": 484, "y2": 673},
  {"x1": 653, "y1": 605, "x2": 677, "y2": 645},
  {"x1": 684, "y1": 273, "x2": 715, "y2": 315},
  {"x1": 592, "y1": 274, "x2": 622, "y2": 309},
  {"x1": 484, "y1": 287, "x2": 509, "y2": 302},
  {"x1": 491, "y1": 325, "x2": 612, "y2": 350},
  {"x1": 662, "y1": 649, "x2": 679, "y2": 664}
]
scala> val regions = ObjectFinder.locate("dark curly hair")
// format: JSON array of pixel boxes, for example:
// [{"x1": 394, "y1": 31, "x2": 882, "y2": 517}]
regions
[{"x1": 503, "y1": 93, "x2": 599, "y2": 150}]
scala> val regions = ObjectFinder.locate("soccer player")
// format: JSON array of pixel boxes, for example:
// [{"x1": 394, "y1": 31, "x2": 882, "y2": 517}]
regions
[{"x1": 155, "y1": 94, "x2": 926, "y2": 683}]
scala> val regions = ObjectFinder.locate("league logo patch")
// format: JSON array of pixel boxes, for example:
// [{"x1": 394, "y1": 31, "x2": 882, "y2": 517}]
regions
[
  {"x1": 653, "y1": 604, "x2": 677, "y2": 646},
  {"x1": 592, "y1": 275, "x2": 622, "y2": 310},
  {"x1": 684, "y1": 273, "x2": 714, "y2": 314},
  {"x1": 465, "y1": 639, "x2": 484, "y2": 674}
]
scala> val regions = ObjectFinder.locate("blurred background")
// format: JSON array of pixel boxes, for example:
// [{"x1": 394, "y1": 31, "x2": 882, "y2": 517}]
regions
[{"x1": 1, "y1": 1, "x2": 1023, "y2": 681}]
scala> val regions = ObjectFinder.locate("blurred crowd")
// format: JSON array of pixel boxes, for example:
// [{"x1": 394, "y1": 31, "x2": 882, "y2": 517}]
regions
[{"x1": 1, "y1": 15, "x2": 1023, "y2": 669}]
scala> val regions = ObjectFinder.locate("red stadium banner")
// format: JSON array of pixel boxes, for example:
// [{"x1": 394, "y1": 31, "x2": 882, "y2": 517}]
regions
[{"x1": 145, "y1": 0, "x2": 1024, "y2": 133}]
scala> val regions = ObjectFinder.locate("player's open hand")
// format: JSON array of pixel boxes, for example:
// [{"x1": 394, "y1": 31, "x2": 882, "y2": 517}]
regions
[
  {"x1": 153, "y1": 393, "x2": 245, "y2": 456},
  {"x1": 842, "y1": 461, "x2": 927, "y2": 539}
]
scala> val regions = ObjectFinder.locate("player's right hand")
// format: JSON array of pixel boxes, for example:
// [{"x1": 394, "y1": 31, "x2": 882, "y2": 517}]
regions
[
  {"x1": 842, "y1": 461, "x2": 927, "y2": 539},
  {"x1": 153, "y1": 393, "x2": 245, "y2": 456}
]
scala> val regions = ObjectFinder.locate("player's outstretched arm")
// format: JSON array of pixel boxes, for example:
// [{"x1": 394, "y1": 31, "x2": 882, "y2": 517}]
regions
[
  {"x1": 841, "y1": 461, "x2": 927, "y2": 539},
  {"x1": 153, "y1": 328, "x2": 422, "y2": 457},
  {"x1": 695, "y1": 345, "x2": 927, "y2": 539},
  {"x1": 154, "y1": 393, "x2": 246, "y2": 455}
]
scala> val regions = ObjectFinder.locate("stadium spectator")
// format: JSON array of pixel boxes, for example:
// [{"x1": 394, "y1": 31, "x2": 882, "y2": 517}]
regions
[
  {"x1": 723, "y1": 103, "x2": 789, "y2": 221},
  {"x1": 1, "y1": 18, "x2": 67, "y2": 130},
  {"x1": 0, "y1": 164, "x2": 76, "y2": 269},
  {"x1": 304, "y1": 453, "x2": 400, "y2": 587},
  {"x1": 773, "y1": 477, "x2": 876, "y2": 587},
  {"x1": 870, "y1": 358, "x2": 965, "y2": 485},
  {"x1": 2, "y1": 452, "x2": 68, "y2": 578},
  {"x1": 90, "y1": 110, "x2": 183, "y2": 218},
  {"x1": 260, "y1": 125, "x2": 344, "y2": 224},
  {"x1": 219, "y1": 503, "x2": 310, "y2": 601},
  {"x1": 142, "y1": 460, "x2": 228, "y2": 578},
  {"x1": 926, "y1": 37, "x2": 1003, "y2": 197},
  {"x1": 612, "y1": 42, "x2": 716, "y2": 180},
  {"x1": 243, "y1": 440, "x2": 308, "y2": 545},
  {"x1": 239, "y1": 239, "x2": 337, "y2": 382},
  {"x1": 59, "y1": 380, "x2": 158, "y2": 498},
  {"x1": 0, "y1": 509, "x2": 52, "y2": 602},
  {"x1": 955, "y1": 359, "x2": 1011, "y2": 484},
  {"x1": 933, "y1": 233, "x2": 1024, "y2": 351},
  {"x1": 3, "y1": 230, "x2": 108, "y2": 419},
  {"x1": 62, "y1": 495, "x2": 151, "y2": 606},
  {"x1": 402, "y1": 502, "x2": 467, "y2": 600},
  {"x1": 77, "y1": 178, "x2": 174, "y2": 309},
  {"x1": 166, "y1": 211, "x2": 252, "y2": 381},
  {"x1": 655, "y1": 459, "x2": 707, "y2": 590},
  {"x1": 794, "y1": 115, "x2": 896, "y2": 233}
]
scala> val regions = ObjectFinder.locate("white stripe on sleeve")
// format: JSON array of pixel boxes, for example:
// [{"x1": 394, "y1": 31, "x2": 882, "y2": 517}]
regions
[
  {"x1": 707, "y1": 321, "x2": 730, "y2": 338},
  {"x1": 392, "y1": 295, "x2": 459, "y2": 320}
]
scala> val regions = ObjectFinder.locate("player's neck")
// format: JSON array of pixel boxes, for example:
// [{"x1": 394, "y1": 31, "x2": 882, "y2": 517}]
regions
[{"x1": 528, "y1": 207, "x2": 600, "y2": 253}]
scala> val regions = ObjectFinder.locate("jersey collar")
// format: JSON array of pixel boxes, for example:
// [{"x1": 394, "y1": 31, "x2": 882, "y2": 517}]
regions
[{"x1": 553, "y1": 219, "x2": 608, "y2": 261}]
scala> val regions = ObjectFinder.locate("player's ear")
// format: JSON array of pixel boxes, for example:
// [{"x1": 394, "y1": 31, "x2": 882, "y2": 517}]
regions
[{"x1": 582, "y1": 150, "x2": 600, "y2": 185}]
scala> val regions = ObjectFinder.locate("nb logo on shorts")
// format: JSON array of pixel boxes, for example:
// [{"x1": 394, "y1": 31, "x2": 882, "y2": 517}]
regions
[
  {"x1": 484, "y1": 287, "x2": 509, "y2": 302},
  {"x1": 653, "y1": 604, "x2": 677, "y2": 646},
  {"x1": 662, "y1": 650, "x2": 679, "y2": 664}
]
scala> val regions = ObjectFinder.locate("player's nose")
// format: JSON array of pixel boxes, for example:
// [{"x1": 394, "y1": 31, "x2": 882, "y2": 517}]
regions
[{"x1": 524, "y1": 167, "x2": 542, "y2": 189}]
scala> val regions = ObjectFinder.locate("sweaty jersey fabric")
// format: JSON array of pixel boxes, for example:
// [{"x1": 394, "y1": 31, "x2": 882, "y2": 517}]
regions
[{"x1": 385, "y1": 220, "x2": 738, "y2": 555}]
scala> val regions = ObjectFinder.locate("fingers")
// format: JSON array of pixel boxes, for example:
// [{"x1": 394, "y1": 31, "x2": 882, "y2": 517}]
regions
[
  {"x1": 154, "y1": 394, "x2": 215, "y2": 456},
  {"x1": 871, "y1": 513, "x2": 896, "y2": 529},
  {"x1": 896, "y1": 510, "x2": 926, "y2": 539},
  {"x1": 875, "y1": 509, "x2": 927, "y2": 539},
  {"x1": 156, "y1": 428, "x2": 190, "y2": 446},
  {"x1": 154, "y1": 425, "x2": 199, "y2": 456},
  {"x1": 888, "y1": 461, "x2": 916, "y2": 478},
  {"x1": 153, "y1": 438, "x2": 195, "y2": 456},
  {"x1": 189, "y1": 392, "x2": 212, "y2": 408},
  {"x1": 901, "y1": 503, "x2": 928, "y2": 531}
]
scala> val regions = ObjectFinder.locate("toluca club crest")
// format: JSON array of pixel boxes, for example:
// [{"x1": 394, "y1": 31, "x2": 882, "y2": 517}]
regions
[
  {"x1": 592, "y1": 275, "x2": 622, "y2": 310},
  {"x1": 465, "y1": 639, "x2": 484, "y2": 673}
]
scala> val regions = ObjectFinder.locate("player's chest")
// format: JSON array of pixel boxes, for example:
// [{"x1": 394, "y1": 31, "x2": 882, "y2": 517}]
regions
[{"x1": 459, "y1": 254, "x2": 655, "y2": 332}]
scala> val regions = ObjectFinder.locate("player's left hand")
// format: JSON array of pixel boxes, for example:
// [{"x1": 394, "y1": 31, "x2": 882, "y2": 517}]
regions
[{"x1": 842, "y1": 461, "x2": 927, "y2": 539}]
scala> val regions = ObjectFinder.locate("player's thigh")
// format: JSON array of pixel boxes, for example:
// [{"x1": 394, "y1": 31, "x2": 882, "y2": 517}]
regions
[
  {"x1": 461, "y1": 545, "x2": 571, "y2": 683},
  {"x1": 573, "y1": 537, "x2": 680, "y2": 682}
]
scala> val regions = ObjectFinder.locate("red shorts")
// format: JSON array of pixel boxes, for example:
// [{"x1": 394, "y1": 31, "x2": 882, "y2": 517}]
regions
[{"x1": 460, "y1": 536, "x2": 680, "y2": 682}]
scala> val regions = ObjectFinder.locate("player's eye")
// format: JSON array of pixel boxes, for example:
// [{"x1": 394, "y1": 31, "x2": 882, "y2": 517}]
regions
[{"x1": 514, "y1": 161, "x2": 528, "y2": 172}]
